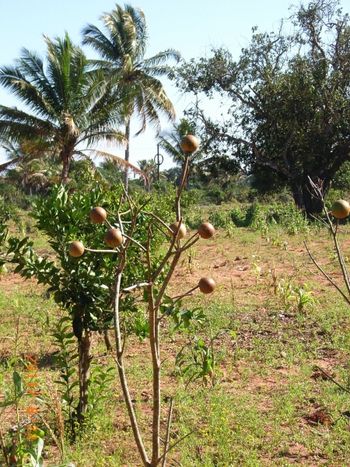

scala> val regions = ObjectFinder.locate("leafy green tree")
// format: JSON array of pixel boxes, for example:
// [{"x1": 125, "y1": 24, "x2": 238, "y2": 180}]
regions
[
  {"x1": 0, "y1": 34, "x2": 123, "y2": 184},
  {"x1": 1, "y1": 140, "x2": 63, "y2": 194},
  {"x1": 82, "y1": 4, "x2": 180, "y2": 190},
  {"x1": 97, "y1": 159, "x2": 124, "y2": 186},
  {"x1": 7, "y1": 184, "x2": 174, "y2": 424},
  {"x1": 175, "y1": 0, "x2": 350, "y2": 214}
]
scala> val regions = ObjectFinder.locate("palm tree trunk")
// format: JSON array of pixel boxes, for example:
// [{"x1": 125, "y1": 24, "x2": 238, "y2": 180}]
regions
[
  {"x1": 61, "y1": 151, "x2": 72, "y2": 185},
  {"x1": 124, "y1": 119, "x2": 131, "y2": 193}
]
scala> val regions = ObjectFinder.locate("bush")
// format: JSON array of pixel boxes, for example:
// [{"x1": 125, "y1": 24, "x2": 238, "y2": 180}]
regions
[
  {"x1": 230, "y1": 202, "x2": 309, "y2": 234},
  {"x1": 208, "y1": 209, "x2": 231, "y2": 228}
]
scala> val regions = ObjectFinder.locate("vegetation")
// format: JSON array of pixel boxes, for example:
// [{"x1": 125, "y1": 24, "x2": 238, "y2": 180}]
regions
[
  {"x1": 175, "y1": 0, "x2": 350, "y2": 215},
  {"x1": 82, "y1": 4, "x2": 180, "y2": 190},
  {"x1": 0, "y1": 34, "x2": 124, "y2": 184},
  {"x1": 2, "y1": 1, "x2": 350, "y2": 466}
]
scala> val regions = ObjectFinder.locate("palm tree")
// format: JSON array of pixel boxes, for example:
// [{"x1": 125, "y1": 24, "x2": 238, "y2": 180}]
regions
[
  {"x1": 138, "y1": 159, "x2": 159, "y2": 190},
  {"x1": 0, "y1": 33, "x2": 124, "y2": 184},
  {"x1": 0, "y1": 140, "x2": 60, "y2": 193},
  {"x1": 159, "y1": 119, "x2": 200, "y2": 187},
  {"x1": 159, "y1": 118, "x2": 196, "y2": 166},
  {"x1": 82, "y1": 4, "x2": 180, "y2": 190}
]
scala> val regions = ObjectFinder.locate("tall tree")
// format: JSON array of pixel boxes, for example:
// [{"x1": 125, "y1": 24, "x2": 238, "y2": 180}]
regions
[
  {"x1": 0, "y1": 34, "x2": 123, "y2": 184},
  {"x1": 82, "y1": 3, "x2": 180, "y2": 190},
  {"x1": 175, "y1": 0, "x2": 350, "y2": 214}
]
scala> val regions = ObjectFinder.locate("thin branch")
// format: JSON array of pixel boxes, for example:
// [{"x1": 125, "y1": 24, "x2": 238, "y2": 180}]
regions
[
  {"x1": 142, "y1": 211, "x2": 174, "y2": 235},
  {"x1": 112, "y1": 225, "x2": 150, "y2": 466},
  {"x1": 171, "y1": 286, "x2": 199, "y2": 303},
  {"x1": 122, "y1": 232, "x2": 147, "y2": 252},
  {"x1": 122, "y1": 282, "x2": 151, "y2": 293},
  {"x1": 179, "y1": 236, "x2": 200, "y2": 252},
  {"x1": 314, "y1": 366, "x2": 350, "y2": 395},
  {"x1": 38, "y1": 414, "x2": 64, "y2": 459},
  {"x1": 154, "y1": 251, "x2": 182, "y2": 311},
  {"x1": 157, "y1": 430, "x2": 194, "y2": 465},
  {"x1": 181, "y1": 231, "x2": 199, "y2": 249},
  {"x1": 331, "y1": 221, "x2": 350, "y2": 296},
  {"x1": 176, "y1": 157, "x2": 190, "y2": 221},
  {"x1": 304, "y1": 241, "x2": 350, "y2": 305},
  {"x1": 151, "y1": 231, "x2": 178, "y2": 282},
  {"x1": 161, "y1": 398, "x2": 174, "y2": 467},
  {"x1": 310, "y1": 175, "x2": 350, "y2": 297},
  {"x1": 85, "y1": 247, "x2": 120, "y2": 254}
]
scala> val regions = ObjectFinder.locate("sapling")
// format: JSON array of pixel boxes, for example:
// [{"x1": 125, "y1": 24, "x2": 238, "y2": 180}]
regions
[
  {"x1": 70, "y1": 135, "x2": 217, "y2": 466},
  {"x1": 6, "y1": 185, "x2": 173, "y2": 429},
  {"x1": 304, "y1": 178, "x2": 350, "y2": 396},
  {"x1": 305, "y1": 177, "x2": 350, "y2": 307}
]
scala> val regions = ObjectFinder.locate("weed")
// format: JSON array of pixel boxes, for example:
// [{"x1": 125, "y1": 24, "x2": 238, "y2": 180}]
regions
[
  {"x1": 0, "y1": 357, "x2": 45, "y2": 466},
  {"x1": 274, "y1": 276, "x2": 315, "y2": 313}
]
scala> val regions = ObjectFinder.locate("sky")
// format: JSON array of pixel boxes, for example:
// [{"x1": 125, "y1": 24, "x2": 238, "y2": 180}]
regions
[{"x1": 0, "y1": 0, "x2": 336, "y2": 170}]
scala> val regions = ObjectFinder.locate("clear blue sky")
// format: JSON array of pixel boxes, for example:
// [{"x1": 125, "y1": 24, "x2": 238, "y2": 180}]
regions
[{"x1": 0, "y1": 0, "x2": 336, "y2": 168}]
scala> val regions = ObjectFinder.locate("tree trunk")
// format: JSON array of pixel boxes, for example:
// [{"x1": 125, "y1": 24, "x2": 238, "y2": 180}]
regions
[
  {"x1": 124, "y1": 119, "x2": 131, "y2": 193},
  {"x1": 77, "y1": 329, "x2": 92, "y2": 423},
  {"x1": 103, "y1": 329, "x2": 112, "y2": 352},
  {"x1": 291, "y1": 176, "x2": 330, "y2": 217},
  {"x1": 60, "y1": 151, "x2": 72, "y2": 185}
]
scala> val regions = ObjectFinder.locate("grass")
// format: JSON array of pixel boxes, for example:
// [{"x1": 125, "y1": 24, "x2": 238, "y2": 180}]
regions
[{"x1": 2, "y1": 224, "x2": 350, "y2": 465}]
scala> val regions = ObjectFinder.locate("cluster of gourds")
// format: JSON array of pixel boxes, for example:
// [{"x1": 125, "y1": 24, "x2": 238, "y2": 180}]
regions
[{"x1": 68, "y1": 134, "x2": 217, "y2": 295}]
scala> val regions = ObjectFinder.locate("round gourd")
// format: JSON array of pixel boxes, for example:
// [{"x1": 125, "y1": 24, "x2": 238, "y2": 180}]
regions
[
  {"x1": 170, "y1": 222, "x2": 187, "y2": 239},
  {"x1": 104, "y1": 228, "x2": 123, "y2": 248},
  {"x1": 69, "y1": 241, "x2": 85, "y2": 257},
  {"x1": 198, "y1": 277, "x2": 216, "y2": 294},
  {"x1": 180, "y1": 135, "x2": 199, "y2": 154},
  {"x1": 198, "y1": 222, "x2": 215, "y2": 239},
  {"x1": 90, "y1": 206, "x2": 107, "y2": 224},
  {"x1": 331, "y1": 200, "x2": 350, "y2": 219}
]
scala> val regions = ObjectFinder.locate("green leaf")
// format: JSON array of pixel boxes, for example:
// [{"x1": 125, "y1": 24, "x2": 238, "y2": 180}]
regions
[{"x1": 13, "y1": 370, "x2": 24, "y2": 396}]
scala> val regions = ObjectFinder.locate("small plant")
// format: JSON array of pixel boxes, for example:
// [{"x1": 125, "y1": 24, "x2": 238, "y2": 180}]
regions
[
  {"x1": 87, "y1": 364, "x2": 115, "y2": 420},
  {"x1": 52, "y1": 317, "x2": 79, "y2": 435},
  {"x1": 176, "y1": 336, "x2": 216, "y2": 387},
  {"x1": 0, "y1": 198, "x2": 10, "y2": 270},
  {"x1": 68, "y1": 135, "x2": 218, "y2": 466},
  {"x1": 252, "y1": 255, "x2": 262, "y2": 285},
  {"x1": 275, "y1": 277, "x2": 315, "y2": 313},
  {"x1": 6, "y1": 184, "x2": 175, "y2": 427},
  {"x1": 0, "y1": 357, "x2": 45, "y2": 467},
  {"x1": 305, "y1": 182, "x2": 350, "y2": 310}
]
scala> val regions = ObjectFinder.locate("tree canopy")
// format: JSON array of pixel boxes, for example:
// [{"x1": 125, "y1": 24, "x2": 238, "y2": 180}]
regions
[
  {"x1": 0, "y1": 34, "x2": 124, "y2": 184},
  {"x1": 82, "y1": 4, "x2": 180, "y2": 189},
  {"x1": 175, "y1": 0, "x2": 350, "y2": 214}
]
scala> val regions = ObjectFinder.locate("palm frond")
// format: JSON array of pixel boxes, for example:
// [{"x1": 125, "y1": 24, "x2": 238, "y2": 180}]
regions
[
  {"x1": 142, "y1": 49, "x2": 181, "y2": 68},
  {"x1": 0, "y1": 105, "x2": 56, "y2": 133},
  {"x1": 84, "y1": 149, "x2": 148, "y2": 183},
  {"x1": 124, "y1": 4, "x2": 147, "y2": 57},
  {"x1": 78, "y1": 129, "x2": 125, "y2": 146},
  {"x1": 0, "y1": 157, "x2": 21, "y2": 172},
  {"x1": 82, "y1": 23, "x2": 122, "y2": 62},
  {"x1": 0, "y1": 66, "x2": 57, "y2": 119}
]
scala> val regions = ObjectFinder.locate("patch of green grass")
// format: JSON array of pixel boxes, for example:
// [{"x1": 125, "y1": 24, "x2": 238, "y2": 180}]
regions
[{"x1": 2, "y1": 223, "x2": 350, "y2": 465}]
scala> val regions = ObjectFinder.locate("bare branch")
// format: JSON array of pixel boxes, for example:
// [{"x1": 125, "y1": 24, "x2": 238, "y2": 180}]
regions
[
  {"x1": 161, "y1": 398, "x2": 174, "y2": 467},
  {"x1": 304, "y1": 241, "x2": 350, "y2": 306},
  {"x1": 122, "y1": 282, "x2": 151, "y2": 293}
]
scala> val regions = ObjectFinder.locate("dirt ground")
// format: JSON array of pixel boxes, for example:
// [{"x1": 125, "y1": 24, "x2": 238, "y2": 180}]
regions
[{"x1": 1, "y1": 227, "x2": 350, "y2": 465}]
